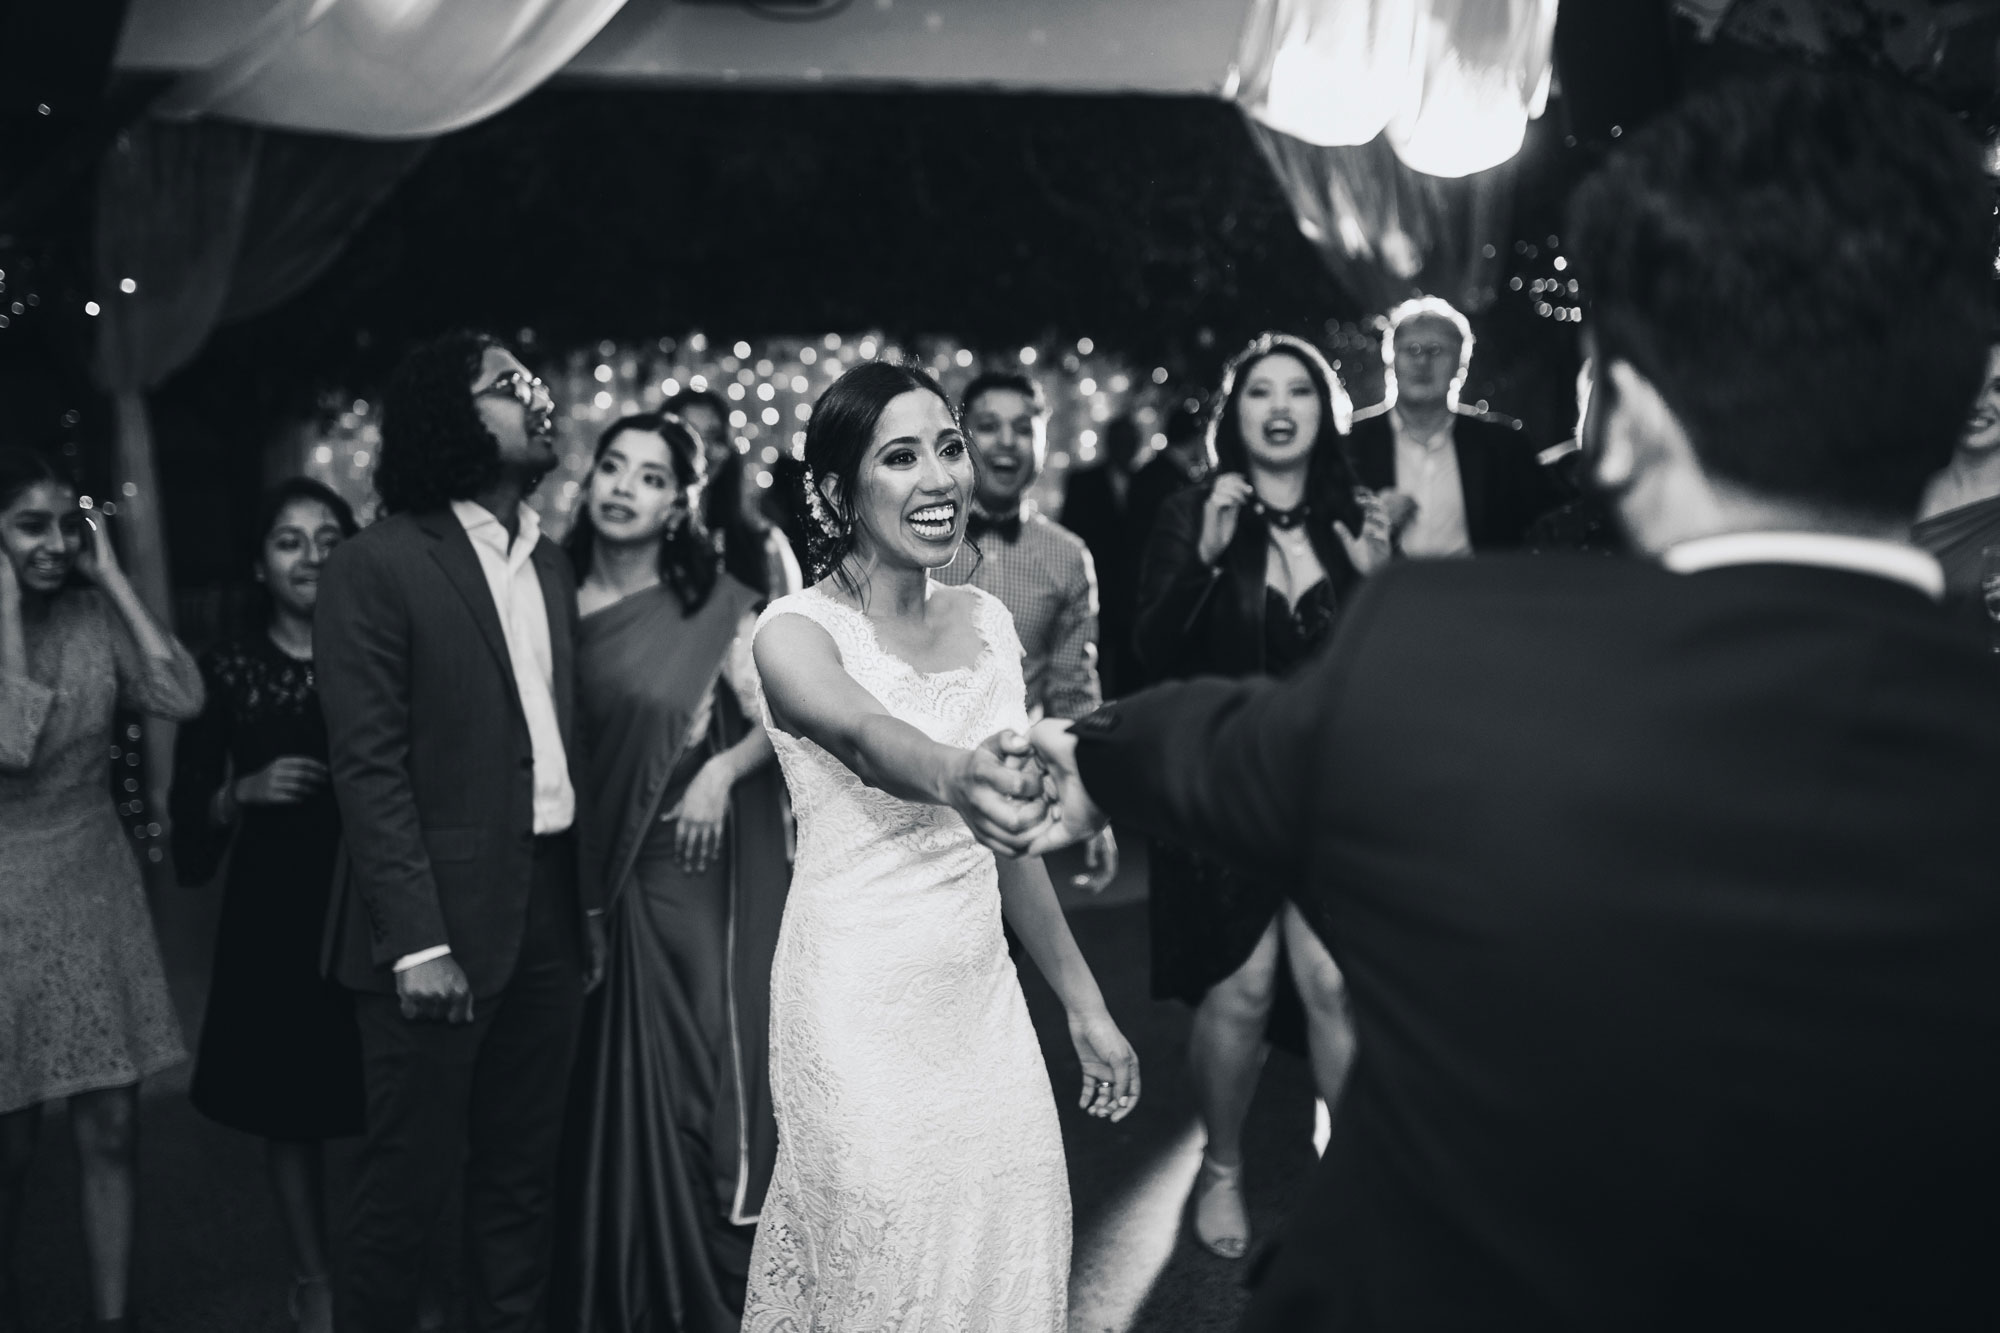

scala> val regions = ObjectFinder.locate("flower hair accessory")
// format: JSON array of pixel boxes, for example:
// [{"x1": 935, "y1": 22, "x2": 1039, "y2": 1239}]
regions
[{"x1": 802, "y1": 463, "x2": 843, "y2": 537}]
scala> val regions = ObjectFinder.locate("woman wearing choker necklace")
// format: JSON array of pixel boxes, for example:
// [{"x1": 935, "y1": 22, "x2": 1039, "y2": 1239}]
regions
[
  {"x1": 1131, "y1": 332, "x2": 1392, "y2": 1261},
  {"x1": 170, "y1": 478, "x2": 363, "y2": 1333}
]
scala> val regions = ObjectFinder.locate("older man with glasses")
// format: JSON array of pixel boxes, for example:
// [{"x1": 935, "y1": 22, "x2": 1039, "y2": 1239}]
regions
[{"x1": 1348, "y1": 296, "x2": 1564, "y2": 556}]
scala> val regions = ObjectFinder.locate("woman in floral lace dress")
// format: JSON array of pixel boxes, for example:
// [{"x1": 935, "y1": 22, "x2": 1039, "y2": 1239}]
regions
[{"x1": 0, "y1": 449, "x2": 203, "y2": 1332}]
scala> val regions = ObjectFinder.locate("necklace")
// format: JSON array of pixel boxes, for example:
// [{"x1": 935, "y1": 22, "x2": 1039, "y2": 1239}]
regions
[{"x1": 1252, "y1": 498, "x2": 1310, "y2": 530}]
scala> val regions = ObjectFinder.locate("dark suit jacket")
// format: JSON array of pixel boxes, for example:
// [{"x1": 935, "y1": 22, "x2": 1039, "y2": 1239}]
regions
[
  {"x1": 1348, "y1": 405, "x2": 1562, "y2": 551},
  {"x1": 1060, "y1": 465, "x2": 1140, "y2": 695},
  {"x1": 316, "y1": 507, "x2": 593, "y2": 998},
  {"x1": 1131, "y1": 481, "x2": 1359, "y2": 682},
  {"x1": 1075, "y1": 554, "x2": 2000, "y2": 1331},
  {"x1": 1126, "y1": 449, "x2": 1205, "y2": 558}
]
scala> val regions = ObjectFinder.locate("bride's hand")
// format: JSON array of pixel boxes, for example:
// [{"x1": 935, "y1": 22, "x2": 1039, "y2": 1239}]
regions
[
  {"x1": 1068, "y1": 1009, "x2": 1140, "y2": 1122},
  {"x1": 948, "y1": 731, "x2": 1050, "y2": 857}
]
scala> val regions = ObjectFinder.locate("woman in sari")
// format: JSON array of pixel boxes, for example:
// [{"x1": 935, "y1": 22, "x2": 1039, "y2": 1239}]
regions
[
  {"x1": 555, "y1": 413, "x2": 790, "y2": 1331},
  {"x1": 1915, "y1": 339, "x2": 2000, "y2": 637}
]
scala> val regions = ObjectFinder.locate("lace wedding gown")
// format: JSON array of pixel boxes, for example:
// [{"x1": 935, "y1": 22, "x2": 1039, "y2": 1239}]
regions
[{"x1": 741, "y1": 583, "x2": 1069, "y2": 1333}]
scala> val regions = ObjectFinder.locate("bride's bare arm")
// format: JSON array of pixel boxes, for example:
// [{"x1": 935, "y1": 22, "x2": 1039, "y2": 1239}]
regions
[
  {"x1": 996, "y1": 855, "x2": 1140, "y2": 1120},
  {"x1": 754, "y1": 613, "x2": 1047, "y2": 850}
]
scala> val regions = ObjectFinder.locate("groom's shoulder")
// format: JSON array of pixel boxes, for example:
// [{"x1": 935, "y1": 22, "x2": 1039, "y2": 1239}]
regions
[
  {"x1": 1336, "y1": 555, "x2": 1680, "y2": 686},
  {"x1": 1359, "y1": 553, "x2": 1666, "y2": 628}
]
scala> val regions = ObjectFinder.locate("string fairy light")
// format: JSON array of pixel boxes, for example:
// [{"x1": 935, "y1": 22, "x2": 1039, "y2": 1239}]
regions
[{"x1": 302, "y1": 331, "x2": 1172, "y2": 536}]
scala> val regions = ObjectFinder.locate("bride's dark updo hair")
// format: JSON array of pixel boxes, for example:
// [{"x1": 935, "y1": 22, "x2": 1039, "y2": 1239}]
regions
[{"x1": 791, "y1": 360, "x2": 954, "y2": 587}]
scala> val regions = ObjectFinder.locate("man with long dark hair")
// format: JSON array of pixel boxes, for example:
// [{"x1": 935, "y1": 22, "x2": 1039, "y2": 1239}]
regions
[
  {"x1": 1026, "y1": 71, "x2": 2000, "y2": 1330},
  {"x1": 316, "y1": 331, "x2": 605, "y2": 1333}
]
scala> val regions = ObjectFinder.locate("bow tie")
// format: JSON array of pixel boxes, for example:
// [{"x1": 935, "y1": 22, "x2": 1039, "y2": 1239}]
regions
[{"x1": 966, "y1": 510, "x2": 1023, "y2": 543}]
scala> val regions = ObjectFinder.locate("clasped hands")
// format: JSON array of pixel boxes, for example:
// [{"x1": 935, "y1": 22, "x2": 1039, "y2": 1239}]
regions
[{"x1": 947, "y1": 721, "x2": 1105, "y2": 861}]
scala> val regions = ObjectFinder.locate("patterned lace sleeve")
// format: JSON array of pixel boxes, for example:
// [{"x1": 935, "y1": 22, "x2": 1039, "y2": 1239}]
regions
[{"x1": 102, "y1": 592, "x2": 205, "y2": 722}]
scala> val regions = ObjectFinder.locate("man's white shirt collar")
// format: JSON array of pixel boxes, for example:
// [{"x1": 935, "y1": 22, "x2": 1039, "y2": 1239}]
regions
[
  {"x1": 1662, "y1": 531, "x2": 1943, "y2": 600},
  {"x1": 451, "y1": 498, "x2": 542, "y2": 563}
]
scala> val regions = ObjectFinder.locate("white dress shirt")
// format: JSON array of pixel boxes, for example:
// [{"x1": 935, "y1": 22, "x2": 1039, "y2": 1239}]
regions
[
  {"x1": 1391, "y1": 408, "x2": 1473, "y2": 558},
  {"x1": 1662, "y1": 530, "x2": 1944, "y2": 599},
  {"x1": 393, "y1": 500, "x2": 576, "y2": 973}
]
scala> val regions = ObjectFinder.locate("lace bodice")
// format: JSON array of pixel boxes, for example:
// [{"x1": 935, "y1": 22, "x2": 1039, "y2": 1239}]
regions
[
  {"x1": 743, "y1": 581, "x2": 1067, "y2": 1332},
  {"x1": 750, "y1": 582, "x2": 1031, "y2": 890}
]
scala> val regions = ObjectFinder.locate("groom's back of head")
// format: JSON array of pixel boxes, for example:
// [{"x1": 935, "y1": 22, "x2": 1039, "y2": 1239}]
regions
[{"x1": 1567, "y1": 71, "x2": 1991, "y2": 521}]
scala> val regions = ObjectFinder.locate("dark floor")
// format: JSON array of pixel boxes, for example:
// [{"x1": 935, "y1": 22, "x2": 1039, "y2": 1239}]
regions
[{"x1": 15, "y1": 837, "x2": 1323, "y2": 1333}]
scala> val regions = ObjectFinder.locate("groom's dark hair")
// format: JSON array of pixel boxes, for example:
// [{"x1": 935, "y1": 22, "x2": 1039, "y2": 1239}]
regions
[{"x1": 1567, "y1": 71, "x2": 1991, "y2": 520}]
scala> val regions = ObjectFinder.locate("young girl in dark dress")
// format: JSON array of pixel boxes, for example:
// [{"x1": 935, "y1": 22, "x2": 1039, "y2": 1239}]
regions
[{"x1": 170, "y1": 479, "x2": 363, "y2": 1333}]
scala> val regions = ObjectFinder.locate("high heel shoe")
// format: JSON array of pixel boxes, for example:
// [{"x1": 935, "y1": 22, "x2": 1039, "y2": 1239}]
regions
[{"x1": 1191, "y1": 1153, "x2": 1251, "y2": 1259}]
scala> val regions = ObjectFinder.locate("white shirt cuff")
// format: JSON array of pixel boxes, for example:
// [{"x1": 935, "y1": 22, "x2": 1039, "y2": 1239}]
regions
[{"x1": 393, "y1": 945, "x2": 452, "y2": 972}]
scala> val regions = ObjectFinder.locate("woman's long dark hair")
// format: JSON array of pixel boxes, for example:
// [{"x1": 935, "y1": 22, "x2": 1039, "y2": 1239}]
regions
[
  {"x1": 704, "y1": 451, "x2": 777, "y2": 597},
  {"x1": 374, "y1": 331, "x2": 506, "y2": 515},
  {"x1": 564, "y1": 413, "x2": 720, "y2": 615},
  {"x1": 1208, "y1": 332, "x2": 1364, "y2": 534},
  {"x1": 791, "y1": 360, "x2": 954, "y2": 590}
]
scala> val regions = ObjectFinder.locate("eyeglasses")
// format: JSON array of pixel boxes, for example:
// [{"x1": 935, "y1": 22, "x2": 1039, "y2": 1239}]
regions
[
  {"x1": 1395, "y1": 342, "x2": 1459, "y2": 362},
  {"x1": 475, "y1": 369, "x2": 551, "y2": 409}
]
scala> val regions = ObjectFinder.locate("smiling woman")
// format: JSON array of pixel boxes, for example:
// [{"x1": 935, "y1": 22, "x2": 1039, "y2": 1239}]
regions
[
  {"x1": 740, "y1": 361, "x2": 1140, "y2": 1331},
  {"x1": 1130, "y1": 331, "x2": 1393, "y2": 1261},
  {"x1": 168, "y1": 477, "x2": 362, "y2": 1333},
  {"x1": 783, "y1": 359, "x2": 967, "y2": 589},
  {"x1": 0, "y1": 447, "x2": 204, "y2": 1328}
]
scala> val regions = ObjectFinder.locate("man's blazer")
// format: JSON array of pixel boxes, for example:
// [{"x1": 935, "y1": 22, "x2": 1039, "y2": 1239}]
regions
[
  {"x1": 316, "y1": 506, "x2": 592, "y2": 998},
  {"x1": 1074, "y1": 554, "x2": 2000, "y2": 1330},
  {"x1": 1347, "y1": 405, "x2": 1562, "y2": 551}
]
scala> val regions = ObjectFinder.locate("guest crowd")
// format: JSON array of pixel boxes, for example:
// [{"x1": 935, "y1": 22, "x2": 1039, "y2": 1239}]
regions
[{"x1": 2, "y1": 67, "x2": 1998, "y2": 1333}]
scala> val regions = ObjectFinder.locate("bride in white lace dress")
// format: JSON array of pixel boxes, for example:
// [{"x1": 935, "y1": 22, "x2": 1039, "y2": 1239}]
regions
[{"x1": 741, "y1": 362, "x2": 1140, "y2": 1332}]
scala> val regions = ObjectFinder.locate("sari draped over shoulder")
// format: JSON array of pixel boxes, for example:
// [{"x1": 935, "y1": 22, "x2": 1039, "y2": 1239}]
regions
[
  {"x1": 557, "y1": 576, "x2": 792, "y2": 1333},
  {"x1": 1912, "y1": 494, "x2": 2000, "y2": 637}
]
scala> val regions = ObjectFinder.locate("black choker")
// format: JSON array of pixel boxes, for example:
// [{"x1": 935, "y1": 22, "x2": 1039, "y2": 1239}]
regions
[{"x1": 1253, "y1": 499, "x2": 1310, "y2": 531}]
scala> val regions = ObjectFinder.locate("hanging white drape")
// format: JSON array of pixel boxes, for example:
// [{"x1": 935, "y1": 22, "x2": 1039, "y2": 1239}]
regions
[
  {"x1": 152, "y1": 0, "x2": 629, "y2": 138},
  {"x1": 1232, "y1": 0, "x2": 1559, "y2": 179}
]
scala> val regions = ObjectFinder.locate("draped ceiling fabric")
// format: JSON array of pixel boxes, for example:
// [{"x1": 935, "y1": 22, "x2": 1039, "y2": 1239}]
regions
[
  {"x1": 92, "y1": 0, "x2": 620, "y2": 634},
  {"x1": 150, "y1": 0, "x2": 630, "y2": 138},
  {"x1": 90, "y1": 115, "x2": 422, "y2": 620},
  {"x1": 91, "y1": 114, "x2": 422, "y2": 811},
  {"x1": 1230, "y1": 0, "x2": 1558, "y2": 314}
]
